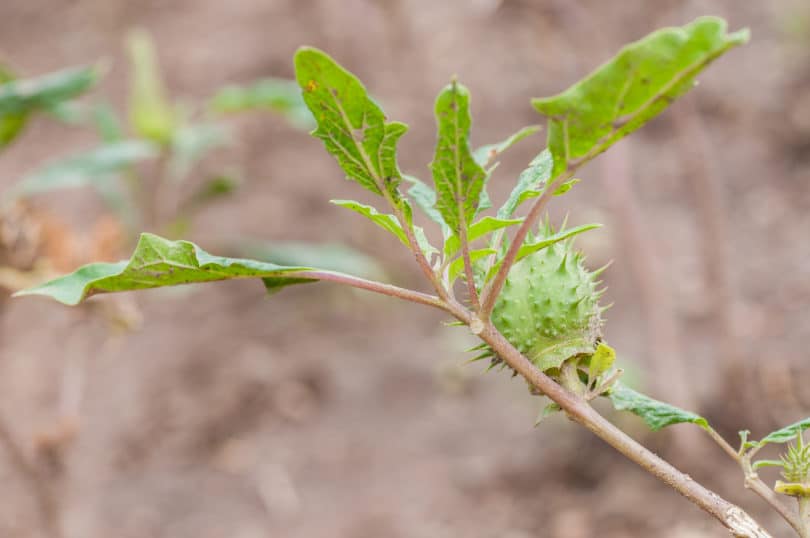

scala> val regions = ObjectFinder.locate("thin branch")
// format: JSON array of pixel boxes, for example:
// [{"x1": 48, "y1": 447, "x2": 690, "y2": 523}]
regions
[
  {"x1": 741, "y1": 450, "x2": 804, "y2": 536},
  {"x1": 479, "y1": 172, "x2": 571, "y2": 316},
  {"x1": 383, "y1": 188, "x2": 451, "y2": 303},
  {"x1": 463, "y1": 313, "x2": 774, "y2": 537},
  {"x1": 703, "y1": 425, "x2": 802, "y2": 534},
  {"x1": 296, "y1": 270, "x2": 447, "y2": 311},
  {"x1": 746, "y1": 475, "x2": 802, "y2": 537},
  {"x1": 705, "y1": 425, "x2": 742, "y2": 462}
]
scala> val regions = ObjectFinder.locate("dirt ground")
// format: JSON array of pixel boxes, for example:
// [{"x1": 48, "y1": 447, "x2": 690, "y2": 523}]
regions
[{"x1": 1, "y1": 1, "x2": 809, "y2": 537}]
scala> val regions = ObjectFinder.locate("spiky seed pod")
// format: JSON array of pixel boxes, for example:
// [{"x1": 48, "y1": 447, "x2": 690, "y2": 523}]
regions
[
  {"x1": 780, "y1": 438, "x2": 810, "y2": 484},
  {"x1": 487, "y1": 225, "x2": 606, "y2": 374}
]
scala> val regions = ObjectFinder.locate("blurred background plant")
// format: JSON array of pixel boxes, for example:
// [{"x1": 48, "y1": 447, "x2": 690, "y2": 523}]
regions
[{"x1": 0, "y1": 26, "x2": 378, "y2": 538}]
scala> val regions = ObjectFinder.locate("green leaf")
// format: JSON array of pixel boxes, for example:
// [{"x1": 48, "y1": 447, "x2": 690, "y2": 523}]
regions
[
  {"x1": 430, "y1": 79, "x2": 488, "y2": 235},
  {"x1": 516, "y1": 223, "x2": 600, "y2": 261},
  {"x1": 532, "y1": 17, "x2": 749, "y2": 177},
  {"x1": 235, "y1": 240, "x2": 384, "y2": 280},
  {"x1": 752, "y1": 459, "x2": 785, "y2": 470},
  {"x1": 448, "y1": 248, "x2": 496, "y2": 284},
  {"x1": 209, "y1": 78, "x2": 314, "y2": 129},
  {"x1": 330, "y1": 199, "x2": 408, "y2": 246},
  {"x1": 403, "y1": 175, "x2": 451, "y2": 238},
  {"x1": 553, "y1": 178, "x2": 580, "y2": 196},
  {"x1": 535, "y1": 402, "x2": 562, "y2": 427},
  {"x1": 295, "y1": 47, "x2": 407, "y2": 198},
  {"x1": 759, "y1": 418, "x2": 810, "y2": 446},
  {"x1": 14, "y1": 233, "x2": 318, "y2": 306},
  {"x1": 589, "y1": 342, "x2": 616, "y2": 379},
  {"x1": 9, "y1": 140, "x2": 158, "y2": 198},
  {"x1": 413, "y1": 225, "x2": 438, "y2": 261},
  {"x1": 127, "y1": 29, "x2": 176, "y2": 143},
  {"x1": 0, "y1": 65, "x2": 100, "y2": 148},
  {"x1": 497, "y1": 149, "x2": 552, "y2": 219},
  {"x1": 609, "y1": 381, "x2": 708, "y2": 432},
  {"x1": 484, "y1": 223, "x2": 600, "y2": 281},
  {"x1": 473, "y1": 125, "x2": 541, "y2": 167},
  {"x1": 444, "y1": 216, "x2": 522, "y2": 258}
]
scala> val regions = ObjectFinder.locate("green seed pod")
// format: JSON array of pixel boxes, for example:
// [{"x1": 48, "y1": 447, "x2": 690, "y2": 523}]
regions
[
  {"x1": 779, "y1": 436, "x2": 810, "y2": 485},
  {"x1": 488, "y1": 225, "x2": 606, "y2": 373}
]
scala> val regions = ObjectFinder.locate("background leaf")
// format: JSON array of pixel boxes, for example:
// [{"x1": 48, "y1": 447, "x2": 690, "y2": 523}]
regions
[
  {"x1": 533, "y1": 17, "x2": 748, "y2": 177},
  {"x1": 127, "y1": 29, "x2": 176, "y2": 143},
  {"x1": 0, "y1": 65, "x2": 99, "y2": 148},
  {"x1": 295, "y1": 47, "x2": 407, "y2": 199},
  {"x1": 430, "y1": 80, "x2": 487, "y2": 235},
  {"x1": 15, "y1": 233, "x2": 319, "y2": 305},
  {"x1": 9, "y1": 140, "x2": 158, "y2": 198},
  {"x1": 609, "y1": 381, "x2": 709, "y2": 432},
  {"x1": 210, "y1": 78, "x2": 314, "y2": 129}
]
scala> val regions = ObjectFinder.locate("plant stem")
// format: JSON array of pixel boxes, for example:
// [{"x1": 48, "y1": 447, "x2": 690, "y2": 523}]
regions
[
  {"x1": 445, "y1": 297, "x2": 772, "y2": 536},
  {"x1": 458, "y1": 219, "x2": 480, "y2": 311},
  {"x1": 296, "y1": 270, "x2": 447, "y2": 311},
  {"x1": 384, "y1": 190, "x2": 451, "y2": 303},
  {"x1": 798, "y1": 497, "x2": 809, "y2": 538},
  {"x1": 702, "y1": 426, "x2": 803, "y2": 535},
  {"x1": 479, "y1": 172, "x2": 570, "y2": 316}
]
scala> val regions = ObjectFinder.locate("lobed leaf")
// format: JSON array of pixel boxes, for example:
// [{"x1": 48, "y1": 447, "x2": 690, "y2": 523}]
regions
[
  {"x1": 532, "y1": 17, "x2": 749, "y2": 177},
  {"x1": 14, "y1": 233, "x2": 319, "y2": 305},
  {"x1": 295, "y1": 47, "x2": 407, "y2": 199},
  {"x1": 609, "y1": 381, "x2": 709, "y2": 432},
  {"x1": 0, "y1": 65, "x2": 100, "y2": 148},
  {"x1": 430, "y1": 79, "x2": 487, "y2": 235}
]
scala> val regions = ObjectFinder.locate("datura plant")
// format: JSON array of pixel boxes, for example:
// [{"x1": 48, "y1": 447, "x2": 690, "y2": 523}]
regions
[{"x1": 15, "y1": 17, "x2": 810, "y2": 538}]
